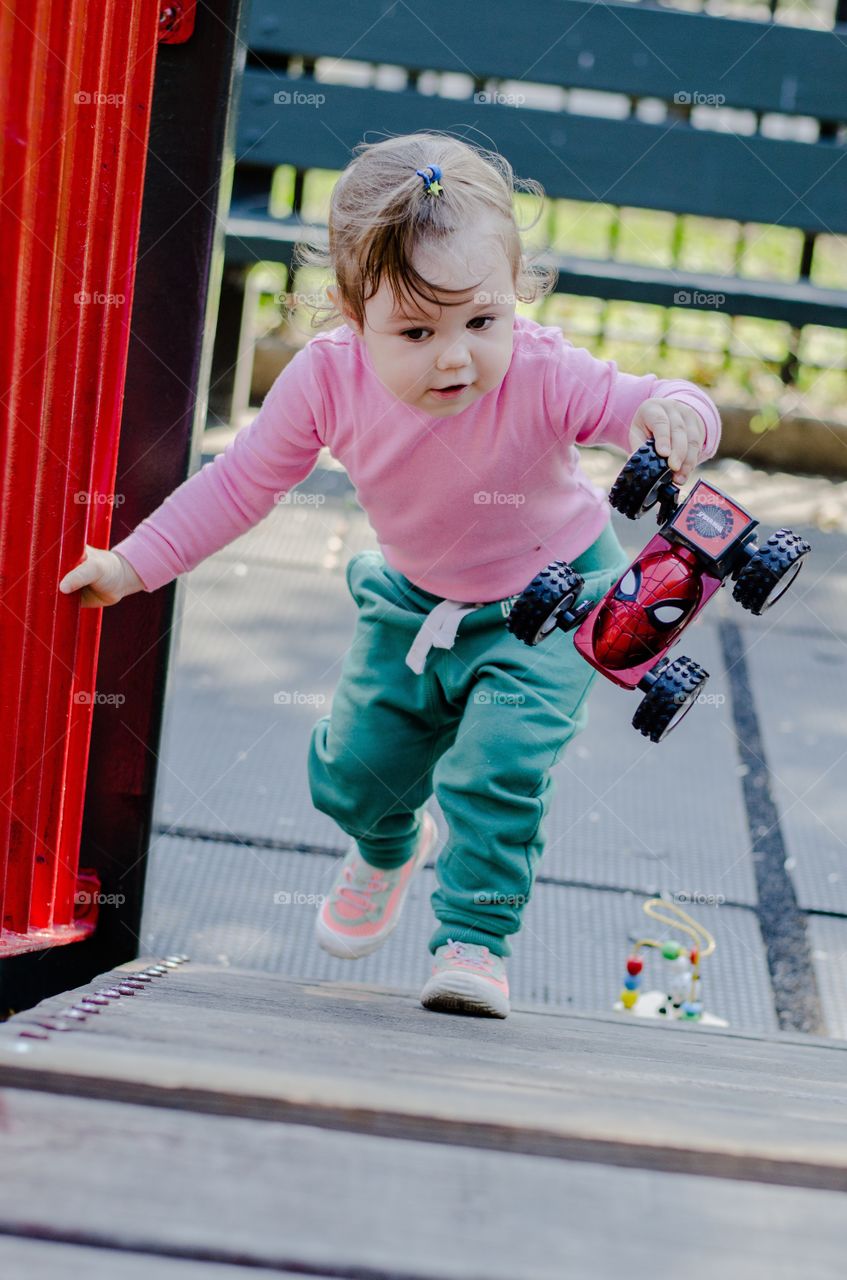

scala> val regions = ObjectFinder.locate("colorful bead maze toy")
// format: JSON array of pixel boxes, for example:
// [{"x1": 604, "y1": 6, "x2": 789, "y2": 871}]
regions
[{"x1": 614, "y1": 898, "x2": 728, "y2": 1027}]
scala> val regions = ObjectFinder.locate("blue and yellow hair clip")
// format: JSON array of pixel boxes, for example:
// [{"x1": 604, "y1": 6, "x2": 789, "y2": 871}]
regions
[{"x1": 415, "y1": 164, "x2": 443, "y2": 197}]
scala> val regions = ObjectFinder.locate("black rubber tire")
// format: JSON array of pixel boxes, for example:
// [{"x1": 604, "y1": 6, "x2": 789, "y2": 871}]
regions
[
  {"x1": 609, "y1": 441, "x2": 673, "y2": 519},
  {"x1": 732, "y1": 528, "x2": 811, "y2": 615},
  {"x1": 506, "y1": 561, "x2": 584, "y2": 646},
  {"x1": 632, "y1": 656, "x2": 709, "y2": 743}
]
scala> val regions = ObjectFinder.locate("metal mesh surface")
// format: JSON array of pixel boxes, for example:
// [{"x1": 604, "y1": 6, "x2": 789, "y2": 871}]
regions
[{"x1": 140, "y1": 835, "x2": 776, "y2": 1031}]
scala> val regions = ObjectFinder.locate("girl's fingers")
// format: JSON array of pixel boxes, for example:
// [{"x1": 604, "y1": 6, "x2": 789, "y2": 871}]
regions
[
  {"x1": 637, "y1": 400, "x2": 672, "y2": 459},
  {"x1": 676, "y1": 436, "x2": 700, "y2": 484},
  {"x1": 59, "y1": 546, "x2": 101, "y2": 594},
  {"x1": 662, "y1": 405, "x2": 686, "y2": 473}
]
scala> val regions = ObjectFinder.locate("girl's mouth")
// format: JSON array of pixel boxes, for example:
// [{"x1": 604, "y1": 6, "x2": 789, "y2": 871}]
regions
[{"x1": 431, "y1": 383, "x2": 470, "y2": 399}]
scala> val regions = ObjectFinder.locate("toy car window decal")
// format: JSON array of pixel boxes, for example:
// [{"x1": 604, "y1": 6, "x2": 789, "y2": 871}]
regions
[
  {"x1": 645, "y1": 599, "x2": 693, "y2": 630},
  {"x1": 615, "y1": 565, "x2": 641, "y2": 600}
]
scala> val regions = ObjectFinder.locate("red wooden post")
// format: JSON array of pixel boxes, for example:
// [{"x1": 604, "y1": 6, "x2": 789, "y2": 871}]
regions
[{"x1": 0, "y1": 0, "x2": 172, "y2": 955}]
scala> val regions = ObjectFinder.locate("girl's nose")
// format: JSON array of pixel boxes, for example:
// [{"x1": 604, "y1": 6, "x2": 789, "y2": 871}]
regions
[{"x1": 436, "y1": 341, "x2": 471, "y2": 370}]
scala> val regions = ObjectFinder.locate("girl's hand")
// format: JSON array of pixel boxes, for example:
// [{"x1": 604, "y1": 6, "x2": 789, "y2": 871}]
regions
[
  {"x1": 628, "y1": 398, "x2": 706, "y2": 486},
  {"x1": 58, "y1": 546, "x2": 144, "y2": 608}
]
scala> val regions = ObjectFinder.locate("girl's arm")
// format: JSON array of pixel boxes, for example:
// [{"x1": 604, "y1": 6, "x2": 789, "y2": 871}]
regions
[
  {"x1": 104, "y1": 344, "x2": 325, "y2": 593},
  {"x1": 544, "y1": 336, "x2": 721, "y2": 473}
]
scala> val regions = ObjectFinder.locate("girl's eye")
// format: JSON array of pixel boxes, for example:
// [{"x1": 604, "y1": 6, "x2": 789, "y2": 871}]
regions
[{"x1": 400, "y1": 316, "x2": 496, "y2": 341}]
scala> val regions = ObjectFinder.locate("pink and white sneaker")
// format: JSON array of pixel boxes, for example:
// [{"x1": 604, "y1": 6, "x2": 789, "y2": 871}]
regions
[
  {"x1": 420, "y1": 939, "x2": 510, "y2": 1018},
  {"x1": 315, "y1": 811, "x2": 438, "y2": 959}
]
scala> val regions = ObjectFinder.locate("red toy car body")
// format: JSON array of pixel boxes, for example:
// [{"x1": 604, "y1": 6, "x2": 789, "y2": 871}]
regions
[{"x1": 506, "y1": 442, "x2": 811, "y2": 741}]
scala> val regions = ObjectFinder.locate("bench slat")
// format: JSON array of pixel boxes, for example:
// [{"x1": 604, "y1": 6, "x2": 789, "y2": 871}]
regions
[
  {"x1": 237, "y1": 73, "x2": 847, "y2": 232},
  {"x1": 247, "y1": 0, "x2": 847, "y2": 120},
  {"x1": 225, "y1": 212, "x2": 847, "y2": 328}
]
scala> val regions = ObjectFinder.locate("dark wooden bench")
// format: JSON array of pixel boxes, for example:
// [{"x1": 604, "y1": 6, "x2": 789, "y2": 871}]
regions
[{"x1": 212, "y1": 0, "x2": 847, "y2": 420}]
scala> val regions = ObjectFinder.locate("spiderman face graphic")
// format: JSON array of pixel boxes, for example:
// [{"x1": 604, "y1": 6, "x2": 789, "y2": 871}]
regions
[{"x1": 592, "y1": 552, "x2": 702, "y2": 670}]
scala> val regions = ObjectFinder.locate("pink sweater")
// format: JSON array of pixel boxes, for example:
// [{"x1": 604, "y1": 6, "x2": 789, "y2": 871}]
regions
[{"x1": 111, "y1": 314, "x2": 721, "y2": 602}]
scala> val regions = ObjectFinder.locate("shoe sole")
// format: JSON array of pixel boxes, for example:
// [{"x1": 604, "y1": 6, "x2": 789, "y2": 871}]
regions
[
  {"x1": 420, "y1": 972, "x2": 509, "y2": 1018},
  {"x1": 315, "y1": 812, "x2": 438, "y2": 960}
]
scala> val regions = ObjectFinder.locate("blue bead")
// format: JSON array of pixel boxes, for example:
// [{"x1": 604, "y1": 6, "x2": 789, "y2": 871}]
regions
[{"x1": 624, "y1": 975, "x2": 641, "y2": 991}]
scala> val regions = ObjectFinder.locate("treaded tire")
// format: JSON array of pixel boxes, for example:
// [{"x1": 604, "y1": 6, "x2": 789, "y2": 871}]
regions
[
  {"x1": 732, "y1": 528, "x2": 810, "y2": 615},
  {"x1": 632, "y1": 656, "x2": 709, "y2": 743},
  {"x1": 609, "y1": 441, "x2": 673, "y2": 519},
  {"x1": 506, "y1": 561, "x2": 584, "y2": 646}
]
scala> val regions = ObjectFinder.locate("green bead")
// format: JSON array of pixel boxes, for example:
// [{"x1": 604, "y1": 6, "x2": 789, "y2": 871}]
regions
[{"x1": 662, "y1": 941, "x2": 682, "y2": 960}]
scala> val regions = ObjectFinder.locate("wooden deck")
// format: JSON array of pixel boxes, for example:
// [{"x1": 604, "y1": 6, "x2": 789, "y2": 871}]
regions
[{"x1": 0, "y1": 958, "x2": 845, "y2": 1278}]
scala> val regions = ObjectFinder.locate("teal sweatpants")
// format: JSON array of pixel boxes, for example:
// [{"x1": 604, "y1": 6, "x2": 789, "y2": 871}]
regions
[{"x1": 307, "y1": 521, "x2": 630, "y2": 958}]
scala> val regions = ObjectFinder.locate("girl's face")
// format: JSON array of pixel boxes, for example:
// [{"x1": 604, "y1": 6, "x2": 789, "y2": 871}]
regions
[{"x1": 331, "y1": 218, "x2": 517, "y2": 417}]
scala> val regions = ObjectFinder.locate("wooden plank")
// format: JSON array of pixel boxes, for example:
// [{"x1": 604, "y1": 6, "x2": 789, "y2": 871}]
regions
[
  {"x1": 235, "y1": 73, "x2": 847, "y2": 232},
  {"x1": 1, "y1": 1085, "x2": 847, "y2": 1278},
  {"x1": 0, "y1": 1236, "x2": 315, "y2": 1280},
  {"x1": 223, "y1": 212, "x2": 847, "y2": 328},
  {"x1": 1, "y1": 961, "x2": 847, "y2": 1191},
  {"x1": 247, "y1": 0, "x2": 847, "y2": 121}
]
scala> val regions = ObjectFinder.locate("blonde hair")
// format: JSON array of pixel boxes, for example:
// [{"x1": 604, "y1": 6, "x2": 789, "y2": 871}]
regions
[{"x1": 293, "y1": 130, "x2": 557, "y2": 331}]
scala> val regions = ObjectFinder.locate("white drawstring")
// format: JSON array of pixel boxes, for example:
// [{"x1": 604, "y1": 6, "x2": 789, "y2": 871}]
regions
[{"x1": 404, "y1": 599, "x2": 484, "y2": 674}]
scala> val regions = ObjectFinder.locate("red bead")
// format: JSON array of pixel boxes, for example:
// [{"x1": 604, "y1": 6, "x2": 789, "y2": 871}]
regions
[
  {"x1": 626, "y1": 956, "x2": 643, "y2": 975},
  {"x1": 690, "y1": 948, "x2": 699, "y2": 964}
]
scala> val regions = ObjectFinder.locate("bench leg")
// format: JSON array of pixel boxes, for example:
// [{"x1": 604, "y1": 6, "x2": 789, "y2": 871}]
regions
[{"x1": 209, "y1": 263, "x2": 250, "y2": 425}]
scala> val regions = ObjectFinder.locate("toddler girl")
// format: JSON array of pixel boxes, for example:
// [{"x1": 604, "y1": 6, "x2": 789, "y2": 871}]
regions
[{"x1": 59, "y1": 131, "x2": 720, "y2": 1019}]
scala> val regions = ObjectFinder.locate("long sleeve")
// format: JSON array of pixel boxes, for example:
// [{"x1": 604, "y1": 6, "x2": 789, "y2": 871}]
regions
[
  {"x1": 111, "y1": 345, "x2": 326, "y2": 591},
  {"x1": 544, "y1": 334, "x2": 721, "y2": 461}
]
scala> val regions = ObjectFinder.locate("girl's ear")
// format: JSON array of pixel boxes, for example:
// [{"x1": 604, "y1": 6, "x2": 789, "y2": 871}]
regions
[{"x1": 327, "y1": 285, "x2": 362, "y2": 334}]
